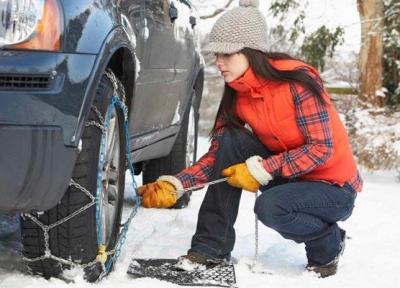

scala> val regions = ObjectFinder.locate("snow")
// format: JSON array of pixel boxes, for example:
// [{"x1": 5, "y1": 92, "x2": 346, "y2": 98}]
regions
[
  {"x1": 1, "y1": 137, "x2": 400, "y2": 288},
  {"x1": 171, "y1": 101, "x2": 181, "y2": 125},
  {"x1": 351, "y1": 108, "x2": 400, "y2": 161},
  {"x1": 174, "y1": 257, "x2": 206, "y2": 272}
]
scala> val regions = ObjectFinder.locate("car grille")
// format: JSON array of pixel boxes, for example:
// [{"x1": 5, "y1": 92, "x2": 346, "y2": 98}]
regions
[{"x1": 0, "y1": 74, "x2": 52, "y2": 90}]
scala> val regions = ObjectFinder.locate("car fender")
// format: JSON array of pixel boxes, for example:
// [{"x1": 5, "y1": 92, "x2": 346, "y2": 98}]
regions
[{"x1": 71, "y1": 26, "x2": 137, "y2": 147}]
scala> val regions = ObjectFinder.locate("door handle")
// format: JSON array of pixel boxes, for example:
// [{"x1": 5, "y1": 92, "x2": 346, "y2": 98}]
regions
[{"x1": 169, "y1": 2, "x2": 178, "y2": 22}]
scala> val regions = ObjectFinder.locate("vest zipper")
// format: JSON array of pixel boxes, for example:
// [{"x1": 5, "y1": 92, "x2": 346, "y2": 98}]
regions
[{"x1": 258, "y1": 88, "x2": 289, "y2": 151}]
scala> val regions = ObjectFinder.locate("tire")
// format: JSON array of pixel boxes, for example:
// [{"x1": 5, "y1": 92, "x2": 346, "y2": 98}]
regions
[
  {"x1": 143, "y1": 90, "x2": 199, "y2": 208},
  {"x1": 21, "y1": 71, "x2": 126, "y2": 280}
]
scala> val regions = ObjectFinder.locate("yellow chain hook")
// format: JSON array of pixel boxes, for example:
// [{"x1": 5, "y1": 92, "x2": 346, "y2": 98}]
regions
[{"x1": 96, "y1": 244, "x2": 107, "y2": 263}]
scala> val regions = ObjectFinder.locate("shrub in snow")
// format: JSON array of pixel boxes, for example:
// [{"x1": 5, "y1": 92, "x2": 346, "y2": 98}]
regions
[{"x1": 340, "y1": 97, "x2": 400, "y2": 175}]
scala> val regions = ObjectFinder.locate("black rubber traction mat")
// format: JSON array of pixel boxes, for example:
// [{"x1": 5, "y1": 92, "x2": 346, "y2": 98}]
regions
[{"x1": 127, "y1": 258, "x2": 237, "y2": 287}]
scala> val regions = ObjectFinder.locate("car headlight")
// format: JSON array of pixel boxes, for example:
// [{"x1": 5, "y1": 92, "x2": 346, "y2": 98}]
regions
[{"x1": 0, "y1": 0, "x2": 62, "y2": 51}]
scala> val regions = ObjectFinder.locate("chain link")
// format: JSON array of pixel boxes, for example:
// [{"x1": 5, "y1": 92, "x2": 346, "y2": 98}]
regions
[
  {"x1": 70, "y1": 179, "x2": 96, "y2": 201},
  {"x1": 104, "y1": 70, "x2": 126, "y2": 104},
  {"x1": 91, "y1": 105, "x2": 105, "y2": 125},
  {"x1": 251, "y1": 191, "x2": 259, "y2": 271},
  {"x1": 85, "y1": 121, "x2": 105, "y2": 132},
  {"x1": 22, "y1": 178, "x2": 97, "y2": 268},
  {"x1": 22, "y1": 71, "x2": 141, "y2": 280}
]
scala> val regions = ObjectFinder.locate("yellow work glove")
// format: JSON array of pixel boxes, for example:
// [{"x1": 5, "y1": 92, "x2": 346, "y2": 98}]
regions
[
  {"x1": 222, "y1": 163, "x2": 260, "y2": 192},
  {"x1": 137, "y1": 180, "x2": 177, "y2": 208}
]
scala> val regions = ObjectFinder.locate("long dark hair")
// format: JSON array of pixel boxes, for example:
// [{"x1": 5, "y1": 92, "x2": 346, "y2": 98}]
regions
[{"x1": 210, "y1": 48, "x2": 326, "y2": 137}]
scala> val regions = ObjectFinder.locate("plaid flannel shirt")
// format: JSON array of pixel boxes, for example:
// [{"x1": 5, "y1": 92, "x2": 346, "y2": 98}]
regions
[{"x1": 175, "y1": 84, "x2": 363, "y2": 193}]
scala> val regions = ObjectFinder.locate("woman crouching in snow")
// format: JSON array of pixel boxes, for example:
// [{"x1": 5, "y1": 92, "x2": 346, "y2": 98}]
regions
[{"x1": 137, "y1": 0, "x2": 362, "y2": 278}]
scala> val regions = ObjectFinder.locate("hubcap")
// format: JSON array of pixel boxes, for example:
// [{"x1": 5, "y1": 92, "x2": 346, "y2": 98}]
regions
[
  {"x1": 100, "y1": 107, "x2": 120, "y2": 246},
  {"x1": 186, "y1": 103, "x2": 196, "y2": 167}
]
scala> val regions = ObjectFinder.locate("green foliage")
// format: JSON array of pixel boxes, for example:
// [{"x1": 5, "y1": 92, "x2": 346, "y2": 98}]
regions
[
  {"x1": 300, "y1": 26, "x2": 344, "y2": 71},
  {"x1": 268, "y1": 0, "x2": 343, "y2": 71},
  {"x1": 269, "y1": 0, "x2": 305, "y2": 46},
  {"x1": 383, "y1": 0, "x2": 400, "y2": 106},
  {"x1": 269, "y1": 0, "x2": 300, "y2": 18}
]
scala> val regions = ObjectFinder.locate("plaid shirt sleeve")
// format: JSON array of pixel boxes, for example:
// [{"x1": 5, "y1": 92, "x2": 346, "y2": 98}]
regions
[
  {"x1": 262, "y1": 81, "x2": 334, "y2": 178},
  {"x1": 174, "y1": 113, "x2": 226, "y2": 189}
]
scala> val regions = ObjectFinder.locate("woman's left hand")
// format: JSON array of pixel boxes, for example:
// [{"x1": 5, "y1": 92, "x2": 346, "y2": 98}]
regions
[{"x1": 222, "y1": 163, "x2": 260, "y2": 192}]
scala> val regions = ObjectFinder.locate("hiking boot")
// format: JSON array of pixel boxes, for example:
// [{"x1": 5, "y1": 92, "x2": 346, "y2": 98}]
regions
[
  {"x1": 306, "y1": 228, "x2": 346, "y2": 278},
  {"x1": 175, "y1": 251, "x2": 228, "y2": 271}
]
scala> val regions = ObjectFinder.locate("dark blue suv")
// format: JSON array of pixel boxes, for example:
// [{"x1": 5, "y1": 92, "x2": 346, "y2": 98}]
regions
[{"x1": 0, "y1": 0, "x2": 203, "y2": 279}]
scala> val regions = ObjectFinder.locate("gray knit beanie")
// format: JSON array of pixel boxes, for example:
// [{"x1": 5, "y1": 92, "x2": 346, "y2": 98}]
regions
[{"x1": 203, "y1": 0, "x2": 268, "y2": 54}]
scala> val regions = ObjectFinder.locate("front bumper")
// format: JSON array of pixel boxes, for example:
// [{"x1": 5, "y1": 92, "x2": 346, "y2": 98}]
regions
[
  {"x1": 0, "y1": 125, "x2": 77, "y2": 213},
  {"x1": 0, "y1": 50, "x2": 96, "y2": 212}
]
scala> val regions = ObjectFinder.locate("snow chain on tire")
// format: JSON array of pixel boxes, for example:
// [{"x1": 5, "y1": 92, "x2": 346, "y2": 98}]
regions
[{"x1": 21, "y1": 70, "x2": 141, "y2": 282}]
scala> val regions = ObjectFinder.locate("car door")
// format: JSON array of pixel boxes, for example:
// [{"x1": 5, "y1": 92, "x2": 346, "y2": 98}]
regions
[
  {"x1": 164, "y1": 0, "x2": 197, "y2": 127},
  {"x1": 121, "y1": 0, "x2": 177, "y2": 140}
]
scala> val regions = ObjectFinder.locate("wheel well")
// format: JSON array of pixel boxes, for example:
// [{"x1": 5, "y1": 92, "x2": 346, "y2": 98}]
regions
[
  {"x1": 106, "y1": 47, "x2": 137, "y2": 170},
  {"x1": 106, "y1": 47, "x2": 135, "y2": 115}
]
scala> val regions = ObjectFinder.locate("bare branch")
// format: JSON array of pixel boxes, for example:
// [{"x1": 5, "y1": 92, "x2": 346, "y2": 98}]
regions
[{"x1": 200, "y1": 0, "x2": 235, "y2": 19}]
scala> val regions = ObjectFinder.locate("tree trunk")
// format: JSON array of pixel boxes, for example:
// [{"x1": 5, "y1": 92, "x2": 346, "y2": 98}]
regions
[{"x1": 357, "y1": 0, "x2": 384, "y2": 106}]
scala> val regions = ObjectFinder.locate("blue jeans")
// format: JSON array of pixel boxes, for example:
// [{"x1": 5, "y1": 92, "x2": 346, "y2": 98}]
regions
[{"x1": 189, "y1": 128, "x2": 356, "y2": 265}]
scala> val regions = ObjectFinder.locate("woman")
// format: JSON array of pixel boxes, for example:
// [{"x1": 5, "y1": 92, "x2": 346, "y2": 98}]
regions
[{"x1": 137, "y1": 0, "x2": 362, "y2": 278}]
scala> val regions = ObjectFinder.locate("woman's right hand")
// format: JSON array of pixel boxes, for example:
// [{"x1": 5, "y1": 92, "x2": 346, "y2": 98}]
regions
[{"x1": 137, "y1": 180, "x2": 177, "y2": 208}]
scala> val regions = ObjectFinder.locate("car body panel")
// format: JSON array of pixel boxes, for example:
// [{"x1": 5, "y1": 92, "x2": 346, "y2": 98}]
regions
[
  {"x1": 60, "y1": 0, "x2": 118, "y2": 54},
  {"x1": 0, "y1": 0, "x2": 203, "y2": 212}
]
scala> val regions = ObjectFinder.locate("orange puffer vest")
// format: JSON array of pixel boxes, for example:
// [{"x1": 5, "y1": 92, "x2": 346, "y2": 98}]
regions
[{"x1": 228, "y1": 59, "x2": 358, "y2": 187}]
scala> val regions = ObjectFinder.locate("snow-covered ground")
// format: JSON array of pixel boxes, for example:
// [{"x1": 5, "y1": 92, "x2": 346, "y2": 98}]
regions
[{"x1": 1, "y1": 137, "x2": 400, "y2": 288}]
